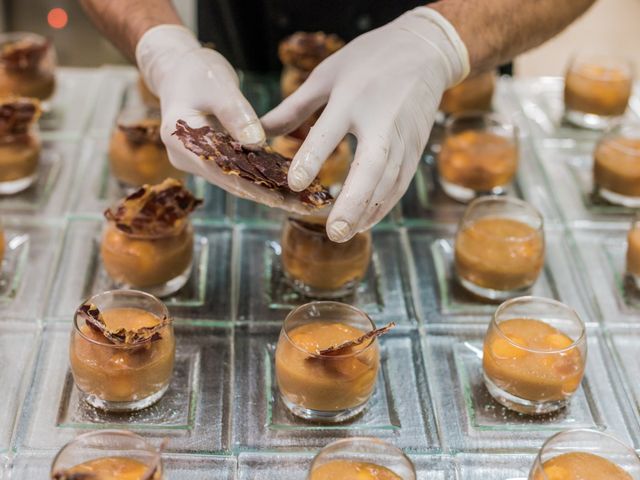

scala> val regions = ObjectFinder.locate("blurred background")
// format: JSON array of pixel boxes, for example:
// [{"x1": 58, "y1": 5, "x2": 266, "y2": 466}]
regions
[{"x1": 0, "y1": 0, "x2": 638, "y2": 76}]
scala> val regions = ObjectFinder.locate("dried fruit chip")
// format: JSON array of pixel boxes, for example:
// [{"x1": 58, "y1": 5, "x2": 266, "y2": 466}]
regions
[
  {"x1": 104, "y1": 178, "x2": 202, "y2": 237},
  {"x1": 318, "y1": 322, "x2": 395, "y2": 356},
  {"x1": 76, "y1": 302, "x2": 168, "y2": 346},
  {"x1": 1, "y1": 37, "x2": 50, "y2": 71},
  {"x1": 0, "y1": 97, "x2": 41, "y2": 137},
  {"x1": 119, "y1": 118, "x2": 163, "y2": 147},
  {"x1": 172, "y1": 120, "x2": 333, "y2": 208},
  {"x1": 278, "y1": 31, "x2": 344, "y2": 70}
]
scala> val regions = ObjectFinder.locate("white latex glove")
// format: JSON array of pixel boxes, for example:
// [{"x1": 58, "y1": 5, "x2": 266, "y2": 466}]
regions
[
  {"x1": 262, "y1": 7, "x2": 470, "y2": 241},
  {"x1": 136, "y1": 25, "x2": 311, "y2": 214}
]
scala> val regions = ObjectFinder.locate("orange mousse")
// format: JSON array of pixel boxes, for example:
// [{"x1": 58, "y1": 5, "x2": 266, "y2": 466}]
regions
[
  {"x1": 53, "y1": 456, "x2": 161, "y2": 480},
  {"x1": 275, "y1": 322, "x2": 379, "y2": 412},
  {"x1": 627, "y1": 225, "x2": 640, "y2": 276},
  {"x1": 565, "y1": 64, "x2": 632, "y2": 117},
  {"x1": 310, "y1": 460, "x2": 402, "y2": 480},
  {"x1": 438, "y1": 130, "x2": 517, "y2": 193},
  {"x1": 70, "y1": 307, "x2": 175, "y2": 404},
  {"x1": 532, "y1": 452, "x2": 632, "y2": 480},
  {"x1": 483, "y1": 318, "x2": 585, "y2": 404},
  {"x1": 455, "y1": 217, "x2": 544, "y2": 291},
  {"x1": 594, "y1": 136, "x2": 640, "y2": 198},
  {"x1": 440, "y1": 71, "x2": 495, "y2": 115}
]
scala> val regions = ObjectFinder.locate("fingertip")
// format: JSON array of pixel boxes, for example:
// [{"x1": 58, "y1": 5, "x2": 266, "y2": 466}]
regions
[
  {"x1": 326, "y1": 219, "x2": 354, "y2": 243},
  {"x1": 237, "y1": 119, "x2": 265, "y2": 145}
]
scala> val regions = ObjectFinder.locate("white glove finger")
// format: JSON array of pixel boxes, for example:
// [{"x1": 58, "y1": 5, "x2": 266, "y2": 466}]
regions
[
  {"x1": 212, "y1": 85, "x2": 266, "y2": 145},
  {"x1": 356, "y1": 135, "x2": 405, "y2": 232},
  {"x1": 260, "y1": 71, "x2": 330, "y2": 137},
  {"x1": 288, "y1": 101, "x2": 349, "y2": 192},
  {"x1": 326, "y1": 137, "x2": 390, "y2": 243}
]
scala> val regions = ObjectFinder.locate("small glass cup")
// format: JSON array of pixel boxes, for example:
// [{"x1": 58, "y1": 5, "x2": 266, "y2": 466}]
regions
[
  {"x1": 529, "y1": 429, "x2": 640, "y2": 480},
  {"x1": 437, "y1": 112, "x2": 518, "y2": 203},
  {"x1": 50, "y1": 430, "x2": 162, "y2": 479},
  {"x1": 454, "y1": 196, "x2": 545, "y2": 300},
  {"x1": 439, "y1": 70, "x2": 496, "y2": 116},
  {"x1": 0, "y1": 31, "x2": 56, "y2": 101},
  {"x1": 483, "y1": 296, "x2": 587, "y2": 415},
  {"x1": 280, "y1": 217, "x2": 372, "y2": 298},
  {"x1": 100, "y1": 219, "x2": 194, "y2": 298},
  {"x1": 275, "y1": 301, "x2": 380, "y2": 422},
  {"x1": 0, "y1": 103, "x2": 41, "y2": 195},
  {"x1": 308, "y1": 438, "x2": 416, "y2": 480},
  {"x1": 627, "y1": 216, "x2": 640, "y2": 288},
  {"x1": 69, "y1": 290, "x2": 175, "y2": 412},
  {"x1": 564, "y1": 53, "x2": 633, "y2": 130},
  {"x1": 108, "y1": 106, "x2": 185, "y2": 189},
  {"x1": 593, "y1": 121, "x2": 640, "y2": 207}
]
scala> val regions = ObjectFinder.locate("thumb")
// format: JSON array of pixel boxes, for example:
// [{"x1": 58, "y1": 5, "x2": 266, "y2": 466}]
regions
[{"x1": 214, "y1": 85, "x2": 266, "y2": 145}]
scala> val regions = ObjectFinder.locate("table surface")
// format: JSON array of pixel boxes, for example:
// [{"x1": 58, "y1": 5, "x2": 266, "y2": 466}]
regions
[{"x1": 0, "y1": 66, "x2": 639, "y2": 479}]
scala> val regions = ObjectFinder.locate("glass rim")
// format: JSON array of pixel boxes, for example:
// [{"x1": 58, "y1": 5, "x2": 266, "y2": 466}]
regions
[
  {"x1": 459, "y1": 195, "x2": 544, "y2": 238},
  {"x1": 115, "y1": 105, "x2": 162, "y2": 128},
  {"x1": 567, "y1": 52, "x2": 635, "y2": 77},
  {"x1": 282, "y1": 301, "x2": 378, "y2": 359},
  {"x1": 444, "y1": 110, "x2": 517, "y2": 134},
  {"x1": 309, "y1": 437, "x2": 416, "y2": 477},
  {"x1": 50, "y1": 429, "x2": 162, "y2": 480},
  {"x1": 534, "y1": 428, "x2": 640, "y2": 480},
  {"x1": 73, "y1": 289, "x2": 171, "y2": 349},
  {"x1": 102, "y1": 218, "x2": 191, "y2": 241},
  {"x1": 598, "y1": 121, "x2": 640, "y2": 156},
  {"x1": 285, "y1": 216, "x2": 330, "y2": 237},
  {"x1": 491, "y1": 296, "x2": 586, "y2": 354}
]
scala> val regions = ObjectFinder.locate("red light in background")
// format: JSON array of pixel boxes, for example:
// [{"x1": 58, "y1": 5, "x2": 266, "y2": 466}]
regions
[{"x1": 47, "y1": 8, "x2": 68, "y2": 29}]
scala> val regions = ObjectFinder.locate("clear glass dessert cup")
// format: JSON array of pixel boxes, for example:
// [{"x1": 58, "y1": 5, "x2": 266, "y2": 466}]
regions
[
  {"x1": 275, "y1": 301, "x2": 380, "y2": 423},
  {"x1": 439, "y1": 70, "x2": 496, "y2": 116},
  {"x1": 594, "y1": 121, "x2": 640, "y2": 207},
  {"x1": 454, "y1": 196, "x2": 545, "y2": 301},
  {"x1": 0, "y1": 31, "x2": 56, "y2": 101},
  {"x1": 100, "y1": 221, "x2": 194, "y2": 298},
  {"x1": 280, "y1": 216, "x2": 372, "y2": 299},
  {"x1": 69, "y1": 289, "x2": 175, "y2": 412},
  {"x1": 529, "y1": 429, "x2": 640, "y2": 480},
  {"x1": 483, "y1": 296, "x2": 587, "y2": 415},
  {"x1": 437, "y1": 112, "x2": 518, "y2": 203},
  {"x1": 108, "y1": 106, "x2": 185, "y2": 190},
  {"x1": 0, "y1": 120, "x2": 40, "y2": 195},
  {"x1": 50, "y1": 430, "x2": 163, "y2": 480},
  {"x1": 308, "y1": 437, "x2": 416, "y2": 480},
  {"x1": 564, "y1": 53, "x2": 634, "y2": 130}
]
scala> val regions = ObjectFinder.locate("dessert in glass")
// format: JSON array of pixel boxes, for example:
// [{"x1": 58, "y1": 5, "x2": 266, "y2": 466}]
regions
[
  {"x1": 101, "y1": 178, "x2": 202, "y2": 297},
  {"x1": 137, "y1": 75, "x2": 160, "y2": 109},
  {"x1": 454, "y1": 196, "x2": 545, "y2": 300},
  {"x1": 278, "y1": 31, "x2": 344, "y2": 98},
  {"x1": 108, "y1": 106, "x2": 185, "y2": 189},
  {"x1": 593, "y1": 121, "x2": 640, "y2": 207},
  {"x1": 281, "y1": 216, "x2": 372, "y2": 298},
  {"x1": 440, "y1": 71, "x2": 496, "y2": 116},
  {"x1": 308, "y1": 438, "x2": 415, "y2": 480},
  {"x1": 529, "y1": 429, "x2": 640, "y2": 480},
  {"x1": 0, "y1": 32, "x2": 56, "y2": 101},
  {"x1": 69, "y1": 290, "x2": 175, "y2": 412},
  {"x1": 275, "y1": 301, "x2": 393, "y2": 422},
  {"x1": 483, "y1": 296, "x2": 587, "y2": 415},
  {"x1": 51, "y1": 430, "x2": 163, "y2": 480},
  {"x1": 564, "y1": 53, "x2": 633, "y2": 130},
  {"x1": 437, "y1": 112, "x2": 518, "y2": 202},
  {"x1": 0, "y1": 97, "x2": 42, "y2": 195},
  {"x1": 627, "y1": 217, "x2": 640, "y2": 288}
]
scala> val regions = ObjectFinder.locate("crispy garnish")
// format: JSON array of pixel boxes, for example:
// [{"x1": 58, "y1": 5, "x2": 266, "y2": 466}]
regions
[
  {"x1": 0, "y1": 97, "x2": 41, "y2": 137},
  {"x1": 77, "y1": 302, "x2": 169, "y2": 346},
  {"x1": 172, "y1": 120, "x2": 332, "y2": 208},
  {"x1": 104, "y1": 178, "x2": 202, "y2": 237},
  {"x1": 119, "y1": 118, "x2": 163, "y2": 147},
  {"x1": 51, "y1": 472, "x2": 97, "y2": 480},
  {"x1": 1, "y1": 37, "x2": 50, "y2": 71},
  {"x1": 278, "y1": 32, "x2": 344, "y2": 70},
  {"x1": 317, "y1": 322, "x2": 395, "y2": 356}
]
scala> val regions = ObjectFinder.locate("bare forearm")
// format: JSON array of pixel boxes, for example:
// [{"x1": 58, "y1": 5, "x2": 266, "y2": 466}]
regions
[
  {"x1": 79, "y1": 0, "x2": 183, "y2": 61},
  {"x1": 430, "y1": 0, "x2": 596, "y2": 72}
]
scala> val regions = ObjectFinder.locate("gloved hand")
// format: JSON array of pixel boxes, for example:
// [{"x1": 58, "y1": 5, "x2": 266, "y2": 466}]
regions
[
  {"x1": 136, "y1": 25, "x2": 311, "y2": 213},
  {"x1": 261, "y1": 7, "x2": 470, "y2": 242}
]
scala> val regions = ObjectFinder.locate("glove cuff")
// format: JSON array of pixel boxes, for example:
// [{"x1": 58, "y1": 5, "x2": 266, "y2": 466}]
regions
[
  {"x1": 400, "y1": 7, "x2": 471, "y2": 86},
  {"x1": 135, "y1": 25, "x2": 201, "y2": 95}
]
